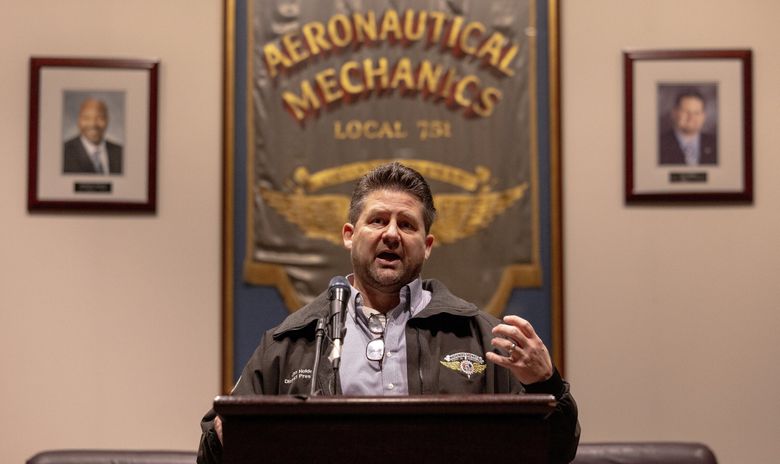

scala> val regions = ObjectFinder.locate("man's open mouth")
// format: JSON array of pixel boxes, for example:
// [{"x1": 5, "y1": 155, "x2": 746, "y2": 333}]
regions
[{"x1": 377, "y1": 252, "x2": 400, "y2": 262}]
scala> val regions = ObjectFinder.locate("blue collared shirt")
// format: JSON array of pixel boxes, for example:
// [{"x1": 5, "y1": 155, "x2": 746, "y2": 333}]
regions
[{"x1": 339, "y1": 277, "x2": 431, "y2": 395}]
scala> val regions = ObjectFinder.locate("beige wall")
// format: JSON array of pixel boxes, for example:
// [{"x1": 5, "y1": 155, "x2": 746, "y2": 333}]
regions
[
  {"x1": 0, "y1": 1, "x2": 222, "y2": 463},
  {"x1": 563, "y1": 1, "x2": 780, "y2": 463},
  {"x1": 2, "y1": 1, "x2": 779, "y2": 463}
]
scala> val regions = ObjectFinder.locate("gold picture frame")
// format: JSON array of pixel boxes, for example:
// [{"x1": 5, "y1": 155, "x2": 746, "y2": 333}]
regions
[{"x1": 222, "y1": 0, "x2": 564, "y2": 392}]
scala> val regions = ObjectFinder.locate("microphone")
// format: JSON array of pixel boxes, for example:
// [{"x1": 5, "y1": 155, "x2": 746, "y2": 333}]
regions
[{"x1": 327, "y1": 276, "x2": 351, "y2": 371}]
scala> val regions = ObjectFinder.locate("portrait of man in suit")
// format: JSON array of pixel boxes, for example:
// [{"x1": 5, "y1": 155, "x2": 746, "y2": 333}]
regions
[
  {"x1": 658, "y1": 87, "x2": 718, "y2": 166},
  {"x1": 63, "y1": 97, "x2": 124, "y2": 175}
]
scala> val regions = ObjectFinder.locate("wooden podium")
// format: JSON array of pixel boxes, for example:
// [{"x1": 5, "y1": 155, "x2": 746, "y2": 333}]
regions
[{"x1": 214, "y1": 394, "x2": 555, "y2": 463}]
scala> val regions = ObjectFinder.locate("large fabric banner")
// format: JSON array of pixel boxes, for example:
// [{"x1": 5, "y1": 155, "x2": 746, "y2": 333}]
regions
[
  {"x1": 244, "y1": 0, "x2": 541, "y2": 314},
  {"x1": 223, "y1": 0, "x2": 562, "y2": 389}
]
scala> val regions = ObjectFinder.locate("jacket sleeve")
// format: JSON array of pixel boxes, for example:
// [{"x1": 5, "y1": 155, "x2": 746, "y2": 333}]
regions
[
  {"x1": 523, "y1": 367, "x2": 581, "y2": 464},
  {"x1": 196, "y1": 332, "x2": 273, "y2": 464},
  {"x1": 477, "y1": 312, "x2": 580, "y2": 463},
  {"x1": 196, "y1": 409, "x2": 222, "y2": 464}
]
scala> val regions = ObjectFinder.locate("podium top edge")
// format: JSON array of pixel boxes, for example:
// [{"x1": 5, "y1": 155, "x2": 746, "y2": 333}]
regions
[{"x1": 213, "y1": 394, "x2": 556, "y2": 416}]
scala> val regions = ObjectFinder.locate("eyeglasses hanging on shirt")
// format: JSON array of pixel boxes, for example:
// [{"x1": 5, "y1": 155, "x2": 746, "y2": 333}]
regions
[{"x1": 365, "y1": 313, "x2": 386, "y2": 362}]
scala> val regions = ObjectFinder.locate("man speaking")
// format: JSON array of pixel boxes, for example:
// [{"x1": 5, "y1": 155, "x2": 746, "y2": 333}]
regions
[{"x1": 198, "y1": 162, "x2": 580, "y2": 463}]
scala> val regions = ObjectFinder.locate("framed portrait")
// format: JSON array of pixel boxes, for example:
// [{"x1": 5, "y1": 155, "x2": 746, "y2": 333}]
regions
[
  {"x1": 28, "y1": 57, "x2": 159, "y2": 212},
  {"x1": 222, "y1": 0, "x2": 565, "y2": 391},
  {"x1": 624, "y1": 49, "x2": 753, "y2": 203}
]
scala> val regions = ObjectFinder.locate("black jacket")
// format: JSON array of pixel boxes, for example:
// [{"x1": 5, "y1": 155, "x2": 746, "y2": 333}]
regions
[{"x1": 198, "y1": 279, "x2": 579, "y2": 463}]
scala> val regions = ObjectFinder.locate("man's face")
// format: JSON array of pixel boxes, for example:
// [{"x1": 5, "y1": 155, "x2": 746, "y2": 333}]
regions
[
  {"x1": 342, "y1": 189, "x2": 434, "y2": 296},
  {"x1": 671, "y1": 96, "x2": 706, "y2": 136},
  {"x1": 77, "y1": 100, "x2": 109, "y2": 144}
]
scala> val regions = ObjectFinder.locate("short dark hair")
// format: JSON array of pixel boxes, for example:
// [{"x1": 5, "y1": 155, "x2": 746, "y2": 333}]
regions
[
  {"x1": 674, "y1": 89, "x2": 705, "y2": 108},
  {"x1": 348, "y1": 162, "x2": 437, "y2": 233}
]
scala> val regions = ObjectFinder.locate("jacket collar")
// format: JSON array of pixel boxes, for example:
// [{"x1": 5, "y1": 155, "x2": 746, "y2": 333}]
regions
[
  {"x1": 270, "y1": 278, "x2": 480, "y2": 339},
  {"x1": 414, "y1": 279, "x2": 479, "y2": 318},
  {"x1": 271, "y1": 293, "x2": 328, "y2": 339}
]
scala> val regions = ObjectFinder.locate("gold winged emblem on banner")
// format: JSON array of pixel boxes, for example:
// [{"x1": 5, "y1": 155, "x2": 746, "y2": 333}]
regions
[{"x1": 259, "y1": 159, "x2": 529, "y2": 246}]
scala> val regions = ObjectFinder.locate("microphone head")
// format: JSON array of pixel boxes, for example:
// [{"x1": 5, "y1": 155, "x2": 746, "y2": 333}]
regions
[
  {"x1": 328, "y1": 275, "x2": 350, "y2": 289},
  {"x1": 328, "y1": 276, "x2": 351, "y2": 300}
]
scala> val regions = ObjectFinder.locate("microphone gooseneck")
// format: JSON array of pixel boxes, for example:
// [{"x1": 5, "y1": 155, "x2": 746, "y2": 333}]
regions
[{"x1": 309, "y1": 317, "x2": 327, "y2": 396}]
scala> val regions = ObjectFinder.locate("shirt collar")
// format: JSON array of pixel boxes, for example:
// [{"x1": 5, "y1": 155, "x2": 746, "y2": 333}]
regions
[
  {"x1": 347, "y1": 275, "x2": 428, "y2": 322},
  {"x1": 80, "y1": 135, "x2": 106, "y2": 154}
]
